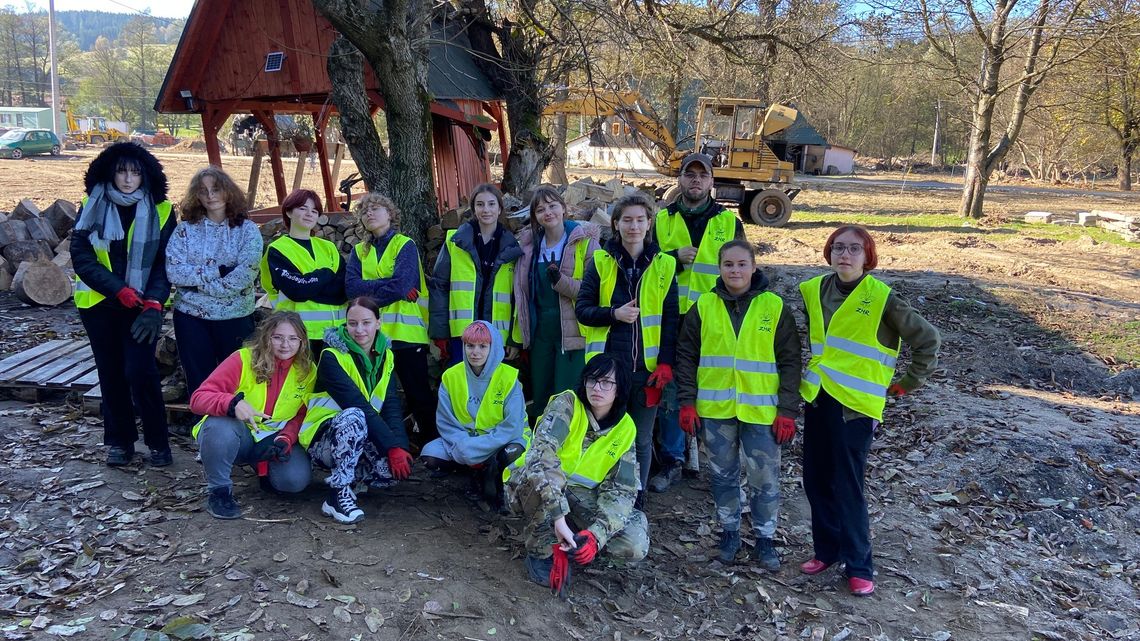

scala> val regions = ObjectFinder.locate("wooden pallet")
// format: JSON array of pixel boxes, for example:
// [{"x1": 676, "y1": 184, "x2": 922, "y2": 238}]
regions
[
  {"x1": 81, "y1": 384, "x2": 191, "y2": 418},
  {"x1": 0, "y1": 339, "x2": 100, "y2": 395}
]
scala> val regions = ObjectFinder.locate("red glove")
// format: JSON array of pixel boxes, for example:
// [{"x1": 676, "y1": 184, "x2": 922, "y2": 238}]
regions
[
  {"x1": 643, "y1": 386, "x2": 661, "y2": 407},
  {"x1": 549, "y1": 545, "x2": 571, "y2": 598},
  {"x1": 646, "y1": 364, "x2": 673, "y2": 389},
  {"x1": 888, "y1": 383, "x2": 907, "y2": 397},
  {"x1": 116, "y1": 287, "x2": 142, "y2": 309},
  {"x1": 772, "y1": 416, "x2": 796, "y2": 445},
  {"x1": 406, "y1": 288, "x2": 419, "y2": 302},
  {"x1": 387, "y1": 448, "x2": 413, "y2": 479},
  {"x1": 273, "y1": 434, "x2": 295, "y2": 460},
  {"x1": 141, "y1": 299, "x2": 163, "y2": 313},
  {"x1": 433, "y1": 339, "x2": 450, "y2": 363},
  {"x1": 571, "y1": 530, "x2": 598, "y2": 566},
  {"x1": 255, "y1": 461, "x2": 269, "y2": 477},
  {"x1": 679, "y1": 405, "x2": 700, "y2": 435}
]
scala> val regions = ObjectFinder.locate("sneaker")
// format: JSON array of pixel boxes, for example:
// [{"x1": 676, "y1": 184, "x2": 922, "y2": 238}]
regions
[
  {"x1": 149, "y1": 448, "x2": 173, "y2": 467},
  {"x1": 648, "y1": 461, "x2": 682, "y2": 493},
  {"x1": 800, "y1": 558, "x2": 832, "y2": 575},
  {"x1": 717, "y1": 530, "x2": 741, "y2": 563},
  {"x1": 206, "y1": 487, "x2": 241, "y2": 519},
  {"x1": 322, "y1": 486, "x2": 364, "y2": 524},
  {"x1": 751, "y1": 538, "x2": 780, "y2": 570},
  {"x1": 848, "y1": 577, "x2": 875, "y2": 596},
  {"x1": 106, "y1": 446, "x2": 135, "y2": 467},
  {"x1": 524, "y1": 555, "x2": 553, "y2": 587}
]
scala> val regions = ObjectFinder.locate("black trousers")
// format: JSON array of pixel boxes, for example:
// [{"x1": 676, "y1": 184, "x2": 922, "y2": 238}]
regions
[
  {"x1": 802, "y1": 389, "x2": 877, "y2": 580},
  {"x1": 172, "y1": 310, "x2": 254, "y2": 399},
  {"x1": 392, "y1": 344, "x2": 438, "y2": 448},
  {"x1": 79, "y1": 302, "x2": 169, "y2": 452}
]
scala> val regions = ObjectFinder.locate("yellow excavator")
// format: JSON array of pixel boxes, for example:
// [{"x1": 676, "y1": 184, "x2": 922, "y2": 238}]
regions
[
  {"x1": 544, "y1": 90, "x2": 800, "y2": 226},
  {"x1": 63, "y1": 108, "x2": 130, "y2": 146}
]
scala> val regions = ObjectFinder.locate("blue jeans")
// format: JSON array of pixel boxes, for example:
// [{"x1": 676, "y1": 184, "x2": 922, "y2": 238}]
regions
[
  {"x1": 197, "y1": 416, "x2": 311, "y2": 493},
  {"x1": 655, "y1": 380, "x2": 686, "y2": 465}
]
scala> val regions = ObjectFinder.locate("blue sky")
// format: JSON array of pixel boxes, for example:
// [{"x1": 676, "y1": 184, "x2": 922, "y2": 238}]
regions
[{"x1": 22, "y1": 0, "x2": 195, "y2": 19}]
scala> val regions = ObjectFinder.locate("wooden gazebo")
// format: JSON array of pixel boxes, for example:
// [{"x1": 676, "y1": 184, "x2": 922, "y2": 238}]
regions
[{"x1": 154, "y1": 0, "x2": 508, "y2": 216}]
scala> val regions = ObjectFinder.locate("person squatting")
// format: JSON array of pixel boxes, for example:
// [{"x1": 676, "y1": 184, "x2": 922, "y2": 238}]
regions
[{"x1": 79, "y1": 145, "x2": 940, "y2": 599}]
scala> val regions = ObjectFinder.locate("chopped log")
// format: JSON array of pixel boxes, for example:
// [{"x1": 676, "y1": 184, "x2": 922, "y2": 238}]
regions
[
  {"x1": 54, "y1": 236, "x2": 70, "y2": 255},
  {"x1": 0, "y1": 219, "x2": 30, "y2": 248},
  {"x1": 3, "y1": 239, "x2": 53, "y2": 269},
  {"x1": 12, "y1": 260, "x2": 72, "y2": 306},
  {"x1": 23, "y1": 217, "x2": 60, "y2": 247},
  {"x1": 0, "y1": 255, "x2": 9, "y2": 288},
  {"x1": 9, "y1": 199, "x2": 41, "y2": 221},
  {"x1": 42, "y1": 200, "x2": 77, "y2": 238},
  {"x1": 51, "y1": 252, "x2": 72, "y2": 270}
]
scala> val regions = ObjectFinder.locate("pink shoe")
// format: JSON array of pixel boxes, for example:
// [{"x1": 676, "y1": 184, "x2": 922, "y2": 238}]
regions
[
  {"x1": 800, "y1": 559, "x2": 831, "y2": 575},
  {"x1": 848, "y1": 577, "x2": 875, "y2": 596}
]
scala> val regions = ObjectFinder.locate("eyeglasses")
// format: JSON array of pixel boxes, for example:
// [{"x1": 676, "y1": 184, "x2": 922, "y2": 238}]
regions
[
  {"x1": 270, "y1": 335, "x2": 302, "y2": 345},
  {"x1": 585, "y1": 378, "x2": 617, "y2": 392},
  {"x1": 831, "y1": 243, "x2": 864, "y2": 256},
  {"x1": 682, "y1": 172, "x2": 711, "y2": 182}
]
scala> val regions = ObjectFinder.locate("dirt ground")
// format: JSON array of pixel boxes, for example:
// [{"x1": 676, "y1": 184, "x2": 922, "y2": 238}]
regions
[{"x1": 0, "y1": 152, "x2": 1138, "y2": 641}]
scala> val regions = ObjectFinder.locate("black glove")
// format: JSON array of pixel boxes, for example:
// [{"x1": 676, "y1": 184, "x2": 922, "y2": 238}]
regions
[
  {"x1": 130, "y1": 308, "x2": 163, "y2": 344},
  {"x1": 545, "y1": 259, "x2": 561, "y2": 285},
  {"x1": 249, "y1": 431, "x2": 289, "y2": 462},
  {"x1": 218, "y1": 264, "x2": 236, "y2": 278}
]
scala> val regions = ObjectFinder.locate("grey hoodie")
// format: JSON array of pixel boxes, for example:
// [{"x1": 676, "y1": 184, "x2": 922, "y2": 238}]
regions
[{"x1": 432, "y1": 320, "x2": 526, "y2": 464}]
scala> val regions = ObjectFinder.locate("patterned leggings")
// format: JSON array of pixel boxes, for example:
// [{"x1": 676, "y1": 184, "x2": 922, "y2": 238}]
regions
[{"x1": 308, "y1": 408, "x2": 395, "y2": 489}]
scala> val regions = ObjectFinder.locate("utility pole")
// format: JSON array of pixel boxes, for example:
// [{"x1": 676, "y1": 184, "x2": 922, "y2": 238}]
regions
[
  {"x1": 48, "y1": 0, "x2": 61, "y2": 136},
  {"x1": 930, "y1": 98, "x2": 941, "y2": 166}
]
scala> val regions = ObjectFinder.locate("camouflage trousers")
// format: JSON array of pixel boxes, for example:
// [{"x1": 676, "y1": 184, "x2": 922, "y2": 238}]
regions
[
  {"x1": 701, "y1": 417, "x2": 780, "y2": 537},
  {"x1": 509, "y1": 483, "x2": 650, "y2": 561}
]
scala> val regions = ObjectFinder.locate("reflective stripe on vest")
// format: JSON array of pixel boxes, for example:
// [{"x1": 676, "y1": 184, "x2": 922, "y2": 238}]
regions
[
  {"x1": 445, "y1": 229, "x2": 516, "y2": 342},
  {"x1": 503, "y1": 392, "x2": 636, "y2": 487},
  {"x1": 301, "y1": 346, "x2": 395, "y2": 448},
  {"x1": 259, "y1": 235, "x2": 346, "y2": 339},
  {"x1": 799, "y1": 274, "x2": 899, "y2": 421},
  {"x1": 192, "y1": 348, "x2": 316, "y2": 440},
  {"x1": 694, "y1": 290, "x2": 783, "y2": 424},
  {"x1": 582, "y1": 249, "x2": 675, "y2": 371},
  {"x1": 73, "y1": 198, "x2": 174, "y2": 309},
  {"x1": 440, "y1": 361, "x2": 520, "y2": 434},
  {"x1": 654, "y1": 207, "x2": 736, "y2": 313},
  {"x1": 355, "y1": 236, "x2": 429, "y2": 344}
]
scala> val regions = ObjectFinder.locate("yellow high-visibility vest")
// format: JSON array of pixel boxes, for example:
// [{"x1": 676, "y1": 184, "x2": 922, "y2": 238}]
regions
[
  {"x1": 260, "y1": 235, "x2": 346, "y2": 340},
  {"x1": 504, "y1": 391, "x2": 635, "y2": 487},
  {"x1": 655, "y1": 207, "x2": 736, "y2": 313},
  {"x1": 73, "y1": 197, "x2": 174, "y2": 308},
  {"x1": 440, "y1": 361, "x2": 519, "y2": 433},
  {"x1": 445, "y1": 229, "x2": 515, "y2": 342},
  {"x1": 192, "y1": 348, "x2": 316, "y2": 440},
  {"x1": 799, "y1": 274, "x2": 899, "y2": 421},
  {"x1": 695, "y1": 290, "x2": 783, "y2": 424},
  {"x1": 301, "y1": 346, "x2": 395, "y2": 448},
  {"x1": 582, "y1": 249, "x2": 675, "y2": 371},
  {"x1": 354, "y1": 236, "x2": 428, "y2": 344}
]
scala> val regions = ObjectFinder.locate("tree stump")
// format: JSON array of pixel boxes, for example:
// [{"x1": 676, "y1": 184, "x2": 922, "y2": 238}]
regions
[
  {"x1": 2, "y1": 240, "x2": 53, "y2": 269},
  {"x1": 42, "y1": 200, "x2": 77, "y2": 238},
  {"x1": 0, "y1": 219, "x2": 30, "y2": 248},
  {"x1": 12, "y1": 260, "x2": 72, "y2": 306},
  {"x1": 23, "y1": 217, "x2": 60, "y2": 247}
]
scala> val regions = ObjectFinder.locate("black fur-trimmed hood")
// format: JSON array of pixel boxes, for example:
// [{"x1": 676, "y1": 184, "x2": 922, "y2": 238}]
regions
[{"x1": 83, "y1": 142, "x2": 169, "y2": 202}]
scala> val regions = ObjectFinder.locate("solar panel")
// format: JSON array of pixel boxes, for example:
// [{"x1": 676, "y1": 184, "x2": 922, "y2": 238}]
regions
[{"x1": 264, "y1": 52, "x2": 285, "y2": 73}]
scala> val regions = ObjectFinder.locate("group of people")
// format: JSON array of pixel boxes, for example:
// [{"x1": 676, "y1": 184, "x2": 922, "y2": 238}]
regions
[{"x1": 71, "y1": 143, "x2": 940, "y2": 598}]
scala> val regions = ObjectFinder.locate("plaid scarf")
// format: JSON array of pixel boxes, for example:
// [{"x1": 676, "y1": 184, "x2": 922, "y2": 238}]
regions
[{"x1": 75, "y1": 183, "x2": 159, "y2": 291}]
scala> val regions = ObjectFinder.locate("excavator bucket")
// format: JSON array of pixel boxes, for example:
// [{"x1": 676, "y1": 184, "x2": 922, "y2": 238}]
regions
[{"x1": 760, "y1": 105, "x2": 797, "y2": 136}]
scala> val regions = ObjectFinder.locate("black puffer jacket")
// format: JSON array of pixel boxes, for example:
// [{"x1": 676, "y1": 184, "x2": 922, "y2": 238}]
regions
[{"x1": 575, "y1": 238, "x2": 679, "y2": 372}]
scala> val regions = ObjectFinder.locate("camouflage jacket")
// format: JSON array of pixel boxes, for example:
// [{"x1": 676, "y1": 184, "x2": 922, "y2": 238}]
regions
[{"x1": 507, "y1": 391, "x2": 640, "y2": 549}]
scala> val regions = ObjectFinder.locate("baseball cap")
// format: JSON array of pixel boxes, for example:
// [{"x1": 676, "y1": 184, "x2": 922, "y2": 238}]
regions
[{"x1": 680, "y1": 152, "x2": 713, "y2": 174}]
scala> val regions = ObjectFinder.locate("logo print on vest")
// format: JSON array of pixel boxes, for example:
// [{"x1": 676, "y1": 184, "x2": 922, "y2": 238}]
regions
[{"x1": 855, "y1": 296, "x2": 873, "y2": 317}]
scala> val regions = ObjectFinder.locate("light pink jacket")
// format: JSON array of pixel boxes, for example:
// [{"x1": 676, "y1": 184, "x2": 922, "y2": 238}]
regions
[{"x1": 513, "y1": 221, "x2": 601, "y2": 351}]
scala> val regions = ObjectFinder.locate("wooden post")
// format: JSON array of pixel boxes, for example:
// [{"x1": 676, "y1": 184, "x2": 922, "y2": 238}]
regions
[
  {"x1": 202, "y1": 107, "x2": 222, "y2": 167},
  {"x1": 330, "y1": 143, "x2": 345, "y2": 206},
  {"x1": 291, "y1": 154, "x2": 306, "y2": 191},
  {"x1": 254, "y1": 110, "x2": 287, "y2": 204},
  {"x1": 314, "y1": 109, "x2": 336, "y2": 212},
  {"x1": 246, "y1": 142, "x2": 265, "y2": 208}
]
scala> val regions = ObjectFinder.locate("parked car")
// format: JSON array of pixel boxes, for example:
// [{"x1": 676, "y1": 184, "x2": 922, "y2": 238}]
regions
[{"x1": 0, "y1": 129, "x2": 62, "y2": 159}]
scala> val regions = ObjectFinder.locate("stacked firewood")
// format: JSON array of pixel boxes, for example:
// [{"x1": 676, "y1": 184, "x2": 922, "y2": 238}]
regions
[{"x1": 0, "y1": 199, "x2": 76, "y2": 306}]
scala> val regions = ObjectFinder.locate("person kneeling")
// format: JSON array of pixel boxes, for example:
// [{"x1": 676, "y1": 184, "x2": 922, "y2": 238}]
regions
[
  {"x1": 423, "y1": 320, "x2": 526, "y2": 507},
  {"x1": 505, "y1": 354, "x2": 649, "y2": 597},
  {"x1": 190, "y1": 311, "x2": 317, "y2": 519},
  {"x1": 302, "y1": 297, "x2": 414, "y2": 524}
]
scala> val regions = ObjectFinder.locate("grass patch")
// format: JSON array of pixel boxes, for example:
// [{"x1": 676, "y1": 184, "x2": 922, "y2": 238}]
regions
[
  {"x1": 998, "y1": 222, "x2": 1140, "y2": 248},
  {"x1": 791, "y1": 210, "x2": 992, "y2": 231},
  {"x1": 1085, "y1": 320, "x2": 1140, "y2": 369}
]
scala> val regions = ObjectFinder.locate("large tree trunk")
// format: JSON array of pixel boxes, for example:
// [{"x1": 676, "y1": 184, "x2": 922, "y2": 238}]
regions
[
  {"x1": 546, "y1": 112, "x2": 568, "y2": 185},
  {"x1": 312, "y1": 0, "x2": 436, "y2": 250},
  {"x1": 326, "y1": 36, "x2": 389, "y2": 196},
  {"x1": 1122, "y1": 150, "x2": 1134, "y2": 192}
]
